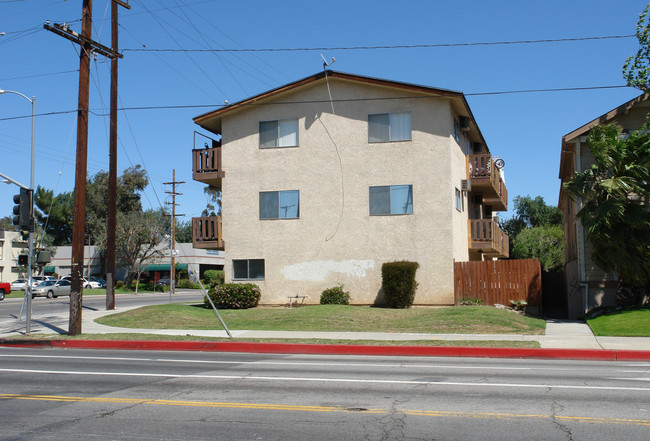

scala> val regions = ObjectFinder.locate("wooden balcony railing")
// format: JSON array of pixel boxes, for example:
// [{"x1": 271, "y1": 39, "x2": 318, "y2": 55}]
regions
[
  {"x1": 468, "y1": 219, "x2": 509, "y2": 258},
  {"x1": 192, "y1": 216, "x2": 224, "y2": 250},
  {"x1": 192, "y1": 146, "x2": 224, "y2": 188},
  {"x1": 467, "y1": 154, "x2": 508, "y2": 211}
]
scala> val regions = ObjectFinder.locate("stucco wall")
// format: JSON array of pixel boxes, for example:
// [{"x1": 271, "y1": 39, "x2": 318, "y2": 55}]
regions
[{"x1": 221, "y1": 79, "x2": 470, "y2": 305}]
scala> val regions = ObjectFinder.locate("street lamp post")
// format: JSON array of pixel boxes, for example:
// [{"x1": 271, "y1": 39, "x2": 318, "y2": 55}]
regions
[{"x1": 0, "y1": 89, "x2": 36, "y2": 335}]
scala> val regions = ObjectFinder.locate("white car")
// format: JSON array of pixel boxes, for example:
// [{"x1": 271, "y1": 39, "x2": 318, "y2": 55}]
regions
[
  {"x1": 31, "y1": 279, "x2": 72, "y2": 298},
  {"x1": 60, "y1": 276, "x2": 102, "y2": 289},
  {"x1": 11, "y1": 279, "x2": 28, "y2": 290},
  {"x1": 29, "y1": 276, "x2": 56, "y2": 287}
]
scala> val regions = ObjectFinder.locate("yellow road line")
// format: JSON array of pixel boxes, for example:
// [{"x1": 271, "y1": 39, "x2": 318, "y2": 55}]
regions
[{"x1": 2, "y1": 394, "x2": 649, "y2": 426}]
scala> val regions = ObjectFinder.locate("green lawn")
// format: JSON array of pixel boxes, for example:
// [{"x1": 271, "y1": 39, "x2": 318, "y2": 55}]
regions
[
  {"x1": 587, "y1": 309, "x2": 650, "y2": 337},
  {"x1": 96, "y1": 304, "x2": 546, "y2": 335},
  {"x1": 15, "y1": 333, "x2": 539, "y2": 348}
]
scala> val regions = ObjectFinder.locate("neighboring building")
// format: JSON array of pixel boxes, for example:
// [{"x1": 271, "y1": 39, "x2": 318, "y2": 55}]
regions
[
  {"x1": 48, "y1": 243, "x2": 224, "y2": 282},
  {"x1": 558, "y1": 92, "x2": 650, "y2": 319},
  {"x1": 192, "y1": 71, "x2": 508, "y2": 305},
  {"x1": 0, "y1": 230, "x2": 22, "y2": 282}
]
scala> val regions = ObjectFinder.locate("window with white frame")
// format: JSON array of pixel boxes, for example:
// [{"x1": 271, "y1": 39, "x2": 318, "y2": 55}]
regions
[
  {"x1": 453, "y1": 118, "x2": 460, "y2": 143},
  {"x1": 455, "y1": 188, "x2": 463, "y2": 212},
  {"x1": 369, "y1": 185, "x2": 413, "y2": 215},
  {"x1": 368, "y1": 112, "x2": 412, "y2": 143},
  {"x1": 232, "y1": 259, "x2": 265, "y2": 280},
  {"x1": 259, "y1": 190, "x2": 299, "y2": 219},
  {"x1": 259, "y1": 119, "x2": 299, "y2": 148}
]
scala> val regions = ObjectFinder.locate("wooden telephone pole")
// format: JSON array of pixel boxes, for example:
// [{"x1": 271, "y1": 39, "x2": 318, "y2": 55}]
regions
[
  {"x1": 106, "y1": 0, "x2": 131, "y2": 311},
  {"x1": 164, "y1": 170, "x2": 185, "y2": 298},
  {"x1": 44, "y1": 0, "x2": 127, "y2": 334}
]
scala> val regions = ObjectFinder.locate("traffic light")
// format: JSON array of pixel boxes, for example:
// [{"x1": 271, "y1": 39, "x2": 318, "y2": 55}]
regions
[
  {"x1": 12, "y1": 188, "x2": 32, "y2": 233},
  {"x1": 18, "y1": 254, "x2": 28, "y2": 266}
]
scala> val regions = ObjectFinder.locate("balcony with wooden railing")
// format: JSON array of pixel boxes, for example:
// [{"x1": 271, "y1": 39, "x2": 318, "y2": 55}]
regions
[
  {"x1": 192, "y1": 216, "x2": 224, "y2": 250},
  {"x1": 468, "y1": 219, "x2": 509, "y2": 258},
  {"x1": 192, "y1": 145, "x2": 224, "y2": 189},
  {"x1": 467, "y1": 154, "x2": 508, "y2": 211}
]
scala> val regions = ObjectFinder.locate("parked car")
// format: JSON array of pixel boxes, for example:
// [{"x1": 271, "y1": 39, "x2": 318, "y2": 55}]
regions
[
  {"x1": 60, "y1": 276, "x2": 102, "y2": 289},
  {"x1": 31, "y1": 279, "x2": 72, "y2": 299},
  {"x1": 30, "y1": 276, "x2": 56, "y2": 287},
  {"x1": 156, "y1": 278, "x2": 171, "y2": 287},
  {"x1": 11, "y1": 279, "x2": 28, "y2": 290},
  {"x1": 0, "y1": 282, "x2": 10, "y2": 301},
  {"x1": 88, "y1": 276, "x2": 107, "y2": 288}
]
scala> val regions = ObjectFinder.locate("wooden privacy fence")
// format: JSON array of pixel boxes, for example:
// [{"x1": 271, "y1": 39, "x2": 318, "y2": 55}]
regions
[{"x1": 454, "y1": 259, "x2": 542, "y2": 307}]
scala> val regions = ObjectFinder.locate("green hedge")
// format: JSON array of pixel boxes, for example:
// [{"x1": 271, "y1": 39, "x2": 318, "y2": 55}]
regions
[
  {"x1": 320, "y1": 284, "x2": 350, "y2": 305},
  {"x1": 205, "y1": 283, "x2": 261, "y2": 309},
  {"x1": 381, "y1": 261, "x2": 419, "y2": 308},
  {"x1": 203, "y1": 270, "x2": 224, "y2": 287}
]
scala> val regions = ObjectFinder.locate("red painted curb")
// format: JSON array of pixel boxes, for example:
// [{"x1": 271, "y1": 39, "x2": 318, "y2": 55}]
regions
[{"x1": 2, "y1": 338, "x2": 649, "y2": 360}]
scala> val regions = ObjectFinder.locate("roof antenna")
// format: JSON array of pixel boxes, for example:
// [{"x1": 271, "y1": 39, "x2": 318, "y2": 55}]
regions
[{"x1": 321, "y1": 54, "x2": 335, "y2": 68}]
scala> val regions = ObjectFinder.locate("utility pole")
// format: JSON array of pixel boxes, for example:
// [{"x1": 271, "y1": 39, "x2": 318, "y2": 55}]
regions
[
  {"x1": 44, "y1": 0, "x2": 123, "y2": 335},
  {"x1": 106, "y1": 0, "x2": 131, "y2": 311},
  {"x1": 163, "y1": 170, "x2": 184, "y2": 301}
]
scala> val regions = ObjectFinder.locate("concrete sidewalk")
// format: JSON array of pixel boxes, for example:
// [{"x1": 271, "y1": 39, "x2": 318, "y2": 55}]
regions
[{"x1": 3, "y1": 306, "x2": 648, "y2": 352}]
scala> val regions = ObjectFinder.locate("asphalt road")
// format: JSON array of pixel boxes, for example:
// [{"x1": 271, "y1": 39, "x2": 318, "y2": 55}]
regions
[
  {"x1": 0, "y1": 291, "x2": 205, "y2": 336},
  {"x1": 0, "y1": 347, "x2": 649, "y2": 440}
]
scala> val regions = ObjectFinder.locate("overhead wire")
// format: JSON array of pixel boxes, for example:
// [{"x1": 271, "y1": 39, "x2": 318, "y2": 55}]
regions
[
  {"x1": 133, "y1": 0, "x2": 230, "y2": 101},
  {"x1": 121, "y1": 34, "x2": 636, "y2": 53}
]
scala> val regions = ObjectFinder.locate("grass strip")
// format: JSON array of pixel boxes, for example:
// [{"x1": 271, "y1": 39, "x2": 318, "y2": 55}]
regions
[
  {"x1": 587, "y1": 309, "x2": 650, "y2": 337},
  {"x1": 96, "y1": 304, "x2": 545, "y2": 335},
  {"x1": 4, "y1": 333, "x2": 541, "y2": 348}
]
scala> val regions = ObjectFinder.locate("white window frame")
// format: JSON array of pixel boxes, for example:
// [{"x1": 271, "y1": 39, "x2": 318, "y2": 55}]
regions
[
  {"x1": 455, "y1": 188, "x2": 463, "y2": 212},
  {"x1": 259, "y1": 119, "x2": 299, "y2": 148},
  {"x1": 368, "y1": 112, "x2": 412, "y2": 143}
]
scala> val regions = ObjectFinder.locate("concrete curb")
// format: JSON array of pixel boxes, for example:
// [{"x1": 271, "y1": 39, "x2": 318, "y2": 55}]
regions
[{"x1": 2, "y1": 338, "x2": 650, "y2": 361}]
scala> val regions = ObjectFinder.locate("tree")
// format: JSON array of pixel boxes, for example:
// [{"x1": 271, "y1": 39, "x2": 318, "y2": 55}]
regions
[
  {"x1": 175, "y1": 219, "x2": 193, "y2": 243},
  {"x1": 202, "y1": 185, "x2": 221, "y2": 216},
  {"x1": 563, "y1": 121, "x2": 650, "y2": 306},
  {"x1": 33, "y1": 165, "x2": 148, "y2": 247},
  {"x1": 33, "y1": 187, "x2": 74, "y2": 246},
  {"x1": 500, "y1": 195, "x2": 564, "y2": 271},
  {"x1": 623, "y1": 3, "x2": 650, "y2": 91},
  {"x1": 511, "y1": 225, "x2": 564, "y2": 272},
  {"x1": 116, "y1": 209, "x2": 166, "y2": 292},
  {"x1": 0, "y1": 216, "x2": 16, "y2": 231}
]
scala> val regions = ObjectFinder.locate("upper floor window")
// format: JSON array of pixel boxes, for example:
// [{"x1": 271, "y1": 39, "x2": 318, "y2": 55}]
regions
[
  {"x1": 369, "y1": 185, "x2": 413, "y2": 215},
  {"x1": 233, "y1": 259, "x2": 265, "y2": 280},
  {"x1": 453, "y1": 118, "x2": 460, "y2": 143},
  {"x1": 259, "y1": 119, "x2": 299, "y2": 148},
  {"x1": 368, "y1": 112, "x2": 411, "y2": 143},
  {"x1": 260, "y1": 190, "x2": 300, "y2": 219},
  {"x1": 455, "y1": 188, "x2": 463, "y2": 212}
]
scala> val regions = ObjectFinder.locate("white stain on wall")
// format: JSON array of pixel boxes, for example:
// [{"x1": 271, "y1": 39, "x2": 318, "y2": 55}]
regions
[{"x1": 281, "y1": 260, "x2": 375, "y2": 282}]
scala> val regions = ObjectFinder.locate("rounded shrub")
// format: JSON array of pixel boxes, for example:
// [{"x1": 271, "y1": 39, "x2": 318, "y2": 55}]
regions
[
  {"x1": 205, "y1": 283, "x2": 261, "y2": 309},
  {"x1": 320, "y1": 284, "x2": 350, "y2": 305},
  {"x1": 381, "y1": 261, "x2": 419, "y2": 308},
  {"x1": 203, "y1": 270, "x2": 225, "y2": 287},
  {"x1": 115, "y1": 280, "x2": 124, "y2": 289}
]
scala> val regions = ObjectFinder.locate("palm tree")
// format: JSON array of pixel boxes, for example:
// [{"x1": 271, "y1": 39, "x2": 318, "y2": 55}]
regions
[{"x1": 563, "y1": 121, "x2": 650, "y2": 306}]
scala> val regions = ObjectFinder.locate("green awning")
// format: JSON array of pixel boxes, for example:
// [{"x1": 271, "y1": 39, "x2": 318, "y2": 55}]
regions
[
  {"x1": 43, "y1": 266, "x2": 55, "y2": 273},
  {"x1": 144, "y1": 263, "x2": 188, "y2": 272}
]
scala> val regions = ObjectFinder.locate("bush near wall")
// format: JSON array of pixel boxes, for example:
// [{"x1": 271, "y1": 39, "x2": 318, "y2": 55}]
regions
[
  {"x1": 381, "y1": 261, "x2": 419, "y2": 308},
  {"x1": 203, "y1": 270, "x2": 225, "y2": 287},
  {"x1": 320, "y1": 284, "x2": 350, "y2": 305},
  {"x1": 205, "y1": 283, "x2": 261, "y2": 309}
]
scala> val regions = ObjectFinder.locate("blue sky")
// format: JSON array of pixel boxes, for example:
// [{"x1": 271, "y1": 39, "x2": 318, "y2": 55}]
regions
[{"x1": 1, "y1": 0, "x2": 648, "y2": 225}]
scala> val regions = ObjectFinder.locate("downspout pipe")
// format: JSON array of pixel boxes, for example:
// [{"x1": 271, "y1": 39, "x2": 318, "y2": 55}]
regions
[{"x1": 575, "y1": 141, "x2": 589, "y2": 315}]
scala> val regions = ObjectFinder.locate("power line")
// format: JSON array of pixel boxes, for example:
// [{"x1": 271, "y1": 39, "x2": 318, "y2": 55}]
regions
[
  {"x1": 0, "y1": 69, "x2": 79, "y2": 81},
  {"x1": 0, "y1": 84, "x2": 635, "y2": 123},
  {"x1": 121, "y1": 34, "x2": 636, "y2": 53}
]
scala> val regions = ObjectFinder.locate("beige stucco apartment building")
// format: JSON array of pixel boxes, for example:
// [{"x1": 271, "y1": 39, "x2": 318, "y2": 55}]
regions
[
  {"x1": 559, "y1": 92, "x2": 649, "y2": 319},
  {"x1": 192, "y1": 71, "x2": 508, "y2": 305}
]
